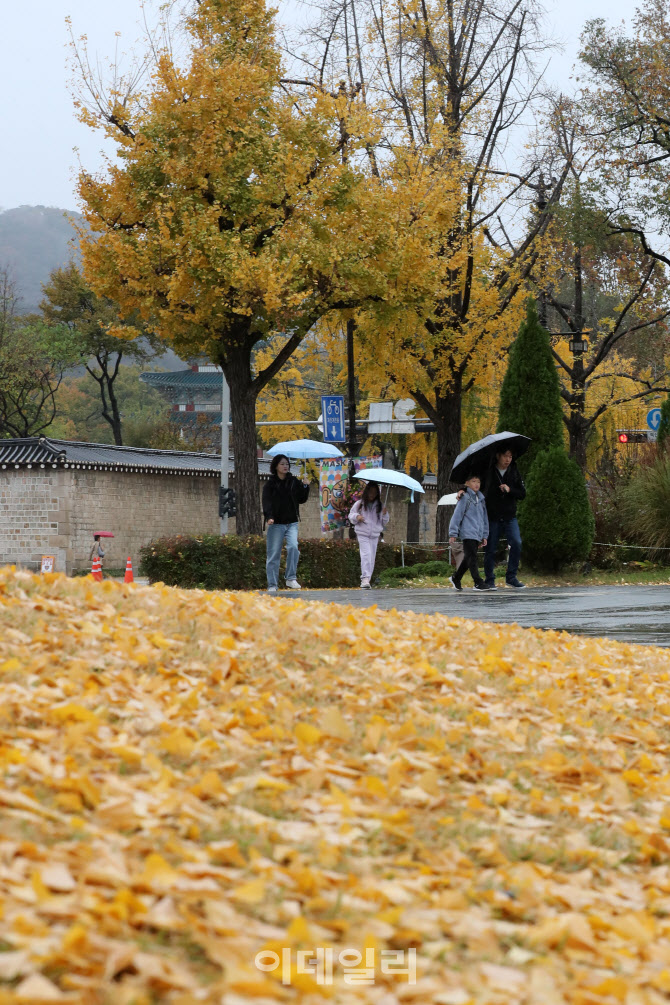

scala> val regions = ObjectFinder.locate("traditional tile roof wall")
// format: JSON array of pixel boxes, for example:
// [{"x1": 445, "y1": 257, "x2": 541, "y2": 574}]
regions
[{"x1": 0, "y1": 438, "x2": 226, "y2": 477}]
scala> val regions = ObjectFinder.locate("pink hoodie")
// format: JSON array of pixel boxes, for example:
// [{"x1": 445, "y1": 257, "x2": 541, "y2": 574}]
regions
[{"x1": 349, "y1": 499, "x2": 390, "y2": 538}]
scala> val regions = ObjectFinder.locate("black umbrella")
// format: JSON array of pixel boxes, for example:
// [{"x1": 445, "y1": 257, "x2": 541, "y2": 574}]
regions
[{"x1": 450, "y1": 431, "x2": 531, "y2": 484}]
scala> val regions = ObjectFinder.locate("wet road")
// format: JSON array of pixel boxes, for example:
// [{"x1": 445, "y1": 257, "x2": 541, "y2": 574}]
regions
[{"x1": 289, "y1": 584, "x2": 670, "y2": 647}]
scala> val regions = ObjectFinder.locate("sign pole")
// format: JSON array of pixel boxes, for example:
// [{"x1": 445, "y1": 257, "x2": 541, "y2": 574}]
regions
[{"x1": 220, "y1": 373, "x2": 230, "y2": 535}]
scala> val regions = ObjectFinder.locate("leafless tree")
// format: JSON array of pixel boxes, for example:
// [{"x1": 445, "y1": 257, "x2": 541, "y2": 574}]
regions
[{"x1": 283, "y1": 0, "x2": 572, "y2": 536}]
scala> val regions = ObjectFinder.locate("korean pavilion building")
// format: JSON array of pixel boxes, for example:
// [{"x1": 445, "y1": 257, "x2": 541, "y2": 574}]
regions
[{"x1": 139, "y1": 362, "x2": 224, "y2": 431}]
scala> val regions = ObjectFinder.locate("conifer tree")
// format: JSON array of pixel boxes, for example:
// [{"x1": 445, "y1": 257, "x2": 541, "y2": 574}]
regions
[
  {"x1": 519, "y1": 447, "x2": 595, "y2": 570},
  {"x1": 497, "y1": 300, "x2": 564, "y2": 477}
]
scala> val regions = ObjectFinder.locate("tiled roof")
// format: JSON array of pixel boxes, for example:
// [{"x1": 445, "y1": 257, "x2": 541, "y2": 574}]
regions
[
  {"x1": 140, "y1": 370, "x2": 223, "y2": 388},
  {"x1": 0, "y1": 438, "x2": 226, "y2": 477},
  {"x1": 168, "y1": 411, "x2": 222, "y2": 424}
]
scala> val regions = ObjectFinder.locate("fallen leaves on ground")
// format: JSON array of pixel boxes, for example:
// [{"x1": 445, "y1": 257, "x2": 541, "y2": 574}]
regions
[{"x1": 1, "y1": 567, "x2": 670, "y2": 1003}]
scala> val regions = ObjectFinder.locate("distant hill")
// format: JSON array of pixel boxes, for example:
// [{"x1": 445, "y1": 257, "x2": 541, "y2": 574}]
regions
[
  {"x1": 0, "y1": 205, "x2": 182, "y2": 369},
  {"x1": 0, "y1": 205, "x2": 82, "y2": 315}
]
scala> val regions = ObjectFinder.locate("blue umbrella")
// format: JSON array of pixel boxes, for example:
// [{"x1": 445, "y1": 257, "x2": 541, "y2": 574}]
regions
[
  {"x1": 268, "y1": 439, "x2": 345, "y2": 460},
  {"x1": 450, "y1": 431, "x2": 531, "y2": 483},
  {"x1": 353, "y1": 467, "x2": 425, "y2": 503}
]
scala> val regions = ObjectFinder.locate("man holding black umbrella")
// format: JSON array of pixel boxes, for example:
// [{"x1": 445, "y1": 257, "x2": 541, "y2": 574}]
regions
[
  {"x1": 482, "y1": 448, "x2": 526, "y2": 590},
  {"x1": 451, "y1": 432, "x2": 530, "y2": 590}
]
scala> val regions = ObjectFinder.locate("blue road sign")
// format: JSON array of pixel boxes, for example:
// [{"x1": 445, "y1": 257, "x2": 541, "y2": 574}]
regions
[
  {"x1": 321, "y1": 395, "x2": 346, "y2": 443},
  {"x1": 647, "y1": 408, "x2": 662, "y2": 431}
]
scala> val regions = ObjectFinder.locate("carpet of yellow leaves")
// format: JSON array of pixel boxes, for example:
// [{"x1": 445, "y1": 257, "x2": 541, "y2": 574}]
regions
[{"x1": 1, "y1": 568, "x2": 670, "y2": 1003}]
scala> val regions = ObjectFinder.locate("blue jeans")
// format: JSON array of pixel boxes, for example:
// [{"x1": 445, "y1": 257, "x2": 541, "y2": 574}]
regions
[
  {"x1": 266, "y1": 522, "x2": 299, "y2": 588},
  {"x1": 484, "y1": 517, "x2": 522, "y2": 584}
]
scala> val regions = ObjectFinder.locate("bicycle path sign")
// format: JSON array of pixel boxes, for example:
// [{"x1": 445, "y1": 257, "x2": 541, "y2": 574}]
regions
[
  {"x1": 647, "y1": 408, "x2": 662, "y2": 431},
  {"x1": 321, "y1": 395, "x2": 346, "y2": 442}
]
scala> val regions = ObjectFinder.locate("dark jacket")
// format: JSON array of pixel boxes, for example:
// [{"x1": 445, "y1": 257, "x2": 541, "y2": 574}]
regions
[
  {"x1": 262, "y1": 473, "x2": 310, "y2": 525},
  {"x1": 483, "y1": 462, "x2": 526, "y2": 520}
]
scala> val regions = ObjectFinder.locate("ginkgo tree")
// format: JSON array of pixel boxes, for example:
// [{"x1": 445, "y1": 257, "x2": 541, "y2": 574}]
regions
[{"x1": 73, "y1": 0, "x2": 393, "y2": 533}]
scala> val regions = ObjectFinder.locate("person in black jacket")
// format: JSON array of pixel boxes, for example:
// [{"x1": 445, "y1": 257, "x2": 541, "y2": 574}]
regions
[
  {"x1": 262, "y1": 454, "x2": 310, "y2": 592},
  {"x1": 482, "y1": 448, "x2": 526, "y2": 589}
]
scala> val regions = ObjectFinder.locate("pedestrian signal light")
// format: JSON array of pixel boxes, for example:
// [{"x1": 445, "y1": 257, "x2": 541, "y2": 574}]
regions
[{"x1": 219, "y1": 487, "x2": 237, "y2": 518}]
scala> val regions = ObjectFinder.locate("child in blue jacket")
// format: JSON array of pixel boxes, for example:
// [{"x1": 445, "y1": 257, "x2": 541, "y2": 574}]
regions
[{"x1": 448, "y1": 473, "x2": 491, "y2": 591}]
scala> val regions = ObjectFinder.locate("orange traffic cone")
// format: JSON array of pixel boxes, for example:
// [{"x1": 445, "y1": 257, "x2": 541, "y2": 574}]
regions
[
  {"x1": 124, "y1": 557, "x2": 134, "y2": 584},
  {"x1": 91, "y1": 556, "x2": 103, "y2": 582}
]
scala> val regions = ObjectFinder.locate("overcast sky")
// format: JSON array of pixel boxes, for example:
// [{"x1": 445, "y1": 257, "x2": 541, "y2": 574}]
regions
[{"x1": 1, "y1": 0, "x2": 632, "y2": 214}]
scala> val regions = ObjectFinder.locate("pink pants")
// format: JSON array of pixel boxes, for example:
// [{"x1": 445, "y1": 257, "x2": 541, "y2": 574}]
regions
[{"x1": 357, "y1": 533, "x2": 380, "y2": 582}]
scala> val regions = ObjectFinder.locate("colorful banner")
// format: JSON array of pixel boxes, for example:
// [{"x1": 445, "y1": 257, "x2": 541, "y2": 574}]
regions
[{"x1": 319, "y1": 456, "x2": 382, "y2": 533}]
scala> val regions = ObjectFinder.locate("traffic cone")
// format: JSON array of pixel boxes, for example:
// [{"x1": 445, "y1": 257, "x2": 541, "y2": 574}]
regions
[
  {"x1": 91, "y1": 556, "x2": 103, "y2": 582},
  {"x1": 124, "y1": 557, "x2": 134, "y2": 584}
]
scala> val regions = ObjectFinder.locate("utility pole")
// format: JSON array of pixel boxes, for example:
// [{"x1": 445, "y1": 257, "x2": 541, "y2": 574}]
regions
[{"x1": 220, "y1": 372, "x2": 230, "y2": 535}]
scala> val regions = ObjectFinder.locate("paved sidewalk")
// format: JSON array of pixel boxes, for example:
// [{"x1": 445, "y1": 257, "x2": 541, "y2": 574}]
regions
[{"x1": 278, "y1": 584, "x2": 670, "y2": 648}]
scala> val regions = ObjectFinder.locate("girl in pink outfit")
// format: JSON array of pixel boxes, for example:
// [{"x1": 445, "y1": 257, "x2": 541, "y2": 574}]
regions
[{"x1": 349, "y1": 482, "x2": 390, "y2": 589}]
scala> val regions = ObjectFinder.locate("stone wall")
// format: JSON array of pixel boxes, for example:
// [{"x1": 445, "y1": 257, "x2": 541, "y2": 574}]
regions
[
  {"x1": 67, "y1": 470, "x2": 222, "y2": 573},
  {"x1": 0, "y1": 467, "x2": 437, "y2": 575},
  {"x1": 0, "y1": 469, "x2": 68, "y2": 572}
]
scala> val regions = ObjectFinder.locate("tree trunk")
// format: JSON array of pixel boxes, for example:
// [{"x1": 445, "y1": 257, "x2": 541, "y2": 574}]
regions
[
  {"x1": 435, "y1": 389, "x2": 463, "y2": 542},
  {"x1": 88, "y1": 352, "x2": 124, "y2": 445},
  {"x1": 568, "y1": 352, "x2": 588, "y2": 473},
  {"x1": 567, "y1": 412, "x2": 589, "y2": 472},
  {"x1": 223, "y1": 350, "x2": 262, "y2": 536},
  {"x1": 406, "y1": 464, "x2": 423, "y2": 542},
  {"x1": 106, "y1": 376, "x2": 123, "y2": 445}
]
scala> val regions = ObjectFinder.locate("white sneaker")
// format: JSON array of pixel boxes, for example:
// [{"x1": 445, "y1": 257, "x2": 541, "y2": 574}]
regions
[
  {"x1": 267, "y1": 586, "x2": 277, "y2": 594},
  {"x1": 285, "y1": 580, "x2": 302, "y2": 590},
  {"x1": 360, "y1": 579, "x2": 371, "y2": 589}
]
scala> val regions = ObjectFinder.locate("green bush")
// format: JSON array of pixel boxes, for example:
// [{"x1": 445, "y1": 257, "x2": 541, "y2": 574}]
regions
[
  {"x1": 620, "y1": 452, "x2": 670, "y2": 551},
  {"x1": 139, "y1": 535, "x2": 426, "y2": 589},
  {"x1": 519, "y1": 447, "x2": 595, "y2": 570},
  {"x1": 378, "y1": 559, "x2": 453, "y2": 584},
  {"x1": 415, "y1": 560, "x2": 452, "y2": 577},
  {"x1": 378, "y1": 566, "x2": 420, "y2": 583}
]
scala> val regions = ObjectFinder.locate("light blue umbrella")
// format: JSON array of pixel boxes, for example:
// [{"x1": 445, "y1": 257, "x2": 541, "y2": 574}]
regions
[
  {"x1": 353, "y1": 467, "x2": 425, "y2": 503},
  {"x1": 267, "y1": 439, "x2": 344, "y2": 459}
]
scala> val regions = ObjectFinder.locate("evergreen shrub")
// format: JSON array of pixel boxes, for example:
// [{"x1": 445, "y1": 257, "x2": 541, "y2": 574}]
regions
[
  {"x1": 518, "y1": 447, "x2": 595, "y2": 570},
  {"x1": 139, "y1": 535, "x2": 426, "y2": 590}
]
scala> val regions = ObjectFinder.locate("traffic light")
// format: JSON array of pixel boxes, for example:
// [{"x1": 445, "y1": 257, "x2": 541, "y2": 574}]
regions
[
  {"x1": 617, "y1": 430, "x2": 649, "y2": 444},
  {"x1": 219, "y1": 486, "x2": 237, "y2": 517}
]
